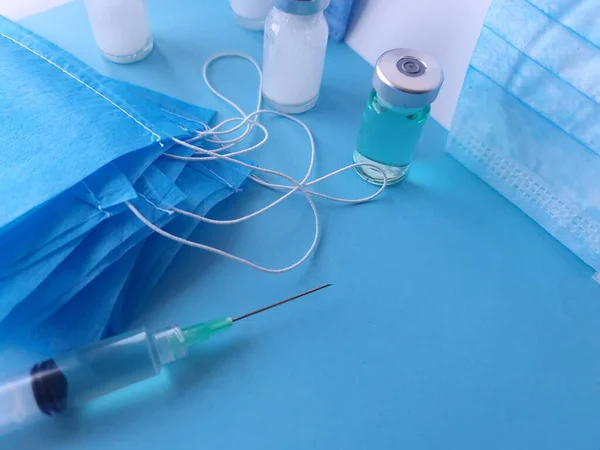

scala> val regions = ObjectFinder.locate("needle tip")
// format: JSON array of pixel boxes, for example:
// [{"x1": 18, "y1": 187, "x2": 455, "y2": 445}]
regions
[{"x1": 232, "y1": 283, "x2": 332, "y2": 322}]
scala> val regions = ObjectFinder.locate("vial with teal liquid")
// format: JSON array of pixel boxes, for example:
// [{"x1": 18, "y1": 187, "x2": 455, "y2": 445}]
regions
[{"x1": 354, "y1": 49, "x2": 444, "y2": 184}]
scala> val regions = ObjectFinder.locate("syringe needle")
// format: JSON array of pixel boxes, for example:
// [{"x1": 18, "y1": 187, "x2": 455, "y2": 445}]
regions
[
  {"x1": 0, "y1": 284, "x2": 334, "y2": 433},
  {"x1": 233, "y1": 283, "x2": 332, "y2": 322},
  {"x1": 181, "y1": 284, "x2": 332, "y2": 346},
  {"x1": 0, "y1": 284, "x2": 331, "y2": 435}
]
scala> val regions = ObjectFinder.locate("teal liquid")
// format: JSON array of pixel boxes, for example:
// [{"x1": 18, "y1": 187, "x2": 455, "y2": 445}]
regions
[{"x1": 354, "y1": 89, "x2": 430, "y2": 183}]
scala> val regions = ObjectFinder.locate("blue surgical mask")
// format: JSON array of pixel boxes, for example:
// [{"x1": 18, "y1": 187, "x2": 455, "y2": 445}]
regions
[
  {"x1": 11, "y1": 158, "x2": 251, "y2": 354},
  {"x1": 1, "y1": 82, "x2": 215, "y2": 277},
  {"x1": 0, "y1": 235, "x2": 87, "y2": 328},
  {"x1": 0, "y1": 164, "x2": 135, "y2": 277},
  {"x1": 13, "y1": 245, "x2": 145, "y2": 355},
  {"x1": 0, "y1": 16, "x2": 214, "y2": 278},
  {"x1": 447, "y1": 0, "x2": 600, "y2": 274},
  {"x1": 0, "y1": 12, "x2": 223, "y2": 339},
  {"x1": 0, "y1": 164, "x2": 187, "y2": 340},
  {"x1": 108, "y1": 158, "x2": 252, "y2": 336},
  {"x1": 0, "y1": 16, "x2": 163, "y2": 231}
]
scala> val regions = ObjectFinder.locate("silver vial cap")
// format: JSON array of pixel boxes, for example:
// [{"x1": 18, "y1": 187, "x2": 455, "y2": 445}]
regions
[
  {"x1": 275, "y1": 0, "x2": 330, "y2": 15},
  {"x1": 372, "y1": 48, "x2": 444, "y2": 109}
]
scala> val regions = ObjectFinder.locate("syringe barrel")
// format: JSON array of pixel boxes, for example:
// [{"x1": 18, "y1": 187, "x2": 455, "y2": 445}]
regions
[
  {"x1": 56, "y1": 328, "x2": 162, "y2": 408},
  {"x1": 0, "y1": 326, "x2": 187, "y2": 436}
]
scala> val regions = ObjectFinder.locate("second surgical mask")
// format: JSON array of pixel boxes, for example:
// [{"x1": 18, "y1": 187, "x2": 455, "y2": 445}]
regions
[{"x1": 447, "y1": 0, "x2": 600, "y2": 273}]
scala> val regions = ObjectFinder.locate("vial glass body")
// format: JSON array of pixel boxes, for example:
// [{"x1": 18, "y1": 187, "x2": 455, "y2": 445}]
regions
[
  {"x1": 354, "y1": 89, "x2": 430, "y2": 184},
  {"x1": 230, "y1": 0, "x2": 273, "y2": 30},
  {"x1": 262, "y1": 7, "x2": 329, "y2": 114},
  {"x1": 84, "y1": 0, "x2": 154, "y2": 64}
]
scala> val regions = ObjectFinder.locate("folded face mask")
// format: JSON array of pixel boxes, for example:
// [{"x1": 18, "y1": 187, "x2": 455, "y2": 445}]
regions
[
  {"x1": 108, "y1": 158, "x2": 252, "y2": 335},
  {"x1": 0, "y1": 164, "x2": 135, "y2": 276},
  {"x1": 104, "y1": 79, "x2": 215, "y2": 143},
  {"x1": 106, "y1": 79, "x2": 215, "y2": 183},
  {"x1": 0, "y1": 15, "x2": 216, "y2": 303},
  {"x1": 13, "y1": 158, "x2": 251, "y2": 353},
  {"x1": 0, "y1": 14, "x2": 214, "y2": 238},
  {"x1": 0, "y1": 165, "x2": 188, "y2": 339},
  {"x1": 15, "y1": 245, "x2": 144, "y2": 355},
  {"x1": 0, "y1": 165, "x2": 138, "y2": 322},
  {"x1": 0, "y1": 81, "x2": 214, "y2": 276},
  {"x1": 446, "y1": 0, "x2": 600, "y2": 273},
  {"x1": 0, "y1": 16, "x2": 159, "y2": 230},
  {"x1": 0, "y1": 146, "x2": 201, "y2": 322},
  {"x1": 0, "y1": 15, "x2": 256, "y2": 352},
  {"x1": 0, "y1": 235, "x2": 87, "y2": 325}
]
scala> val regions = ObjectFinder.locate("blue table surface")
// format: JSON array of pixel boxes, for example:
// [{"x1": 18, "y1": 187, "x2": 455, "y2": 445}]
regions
[{"x1": 3, "y1": 0, "x2": 600, "y2": 449}]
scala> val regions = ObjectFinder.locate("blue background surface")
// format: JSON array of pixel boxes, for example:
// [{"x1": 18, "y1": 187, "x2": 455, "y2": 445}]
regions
[{"x1": 1, "y1": 0, "x2": 600, "y2": 448}]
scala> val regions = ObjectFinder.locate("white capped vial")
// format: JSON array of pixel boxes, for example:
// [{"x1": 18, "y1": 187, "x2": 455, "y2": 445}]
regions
[
  {"x1": 84, "y1": 0, "x2": 154, "y2": 64},
  {"x1": 262, "y1": 0, "x2": 329, "y2": 114},
  {"x1": 230, "y1": 0, "x2": 274, "y2": 31}
]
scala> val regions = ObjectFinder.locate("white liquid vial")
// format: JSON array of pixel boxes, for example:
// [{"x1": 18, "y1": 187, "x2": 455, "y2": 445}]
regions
[
  {"x1": 230, "y1": 0, "x2": 273, "y2": 31},
  {"x1": 262, "y1": 0, "x2": 329, "y2": 114},
  {"x1": 84, "y1": 0, "x2": 154, "y2": 64}
]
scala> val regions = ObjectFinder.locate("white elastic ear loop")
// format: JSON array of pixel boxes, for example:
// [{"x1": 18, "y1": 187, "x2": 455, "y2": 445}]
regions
[
  {"x1": 196, "y1": 52, "x2": 263, "y2": 147},
  {"x1": 169, "y1": 106, "x2": 388, "y2": 217},
  {"x1": 125, "y1": 173, "x2": 321, "y2": 274},
  {"x1": 181, "y1": 107, "x2": 386, "y2": 204},
  {"x1": 168, "y1": 114, "x2": 316, "y2": 225},
  {"x1": 132, "y1": 119, "x2": 323, "y2": 273},
  {"x1": 203, "y1": 52, "x2": 263, "y2": 118},
  {"x1": 250, "y1": 163, "x2": 387, "y2": 204},
  {"x1": 184, "y1": 119, "x2": 269, "y2": 160},
  {"x1": 131, "y1": 52, "x2": 387, "y2": 273},
  {"x1": 162, "y1": 115, "x2": 386, "y2": 271}
]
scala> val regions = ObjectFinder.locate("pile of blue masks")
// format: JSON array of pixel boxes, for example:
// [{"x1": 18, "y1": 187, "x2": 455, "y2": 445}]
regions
[
  {"x1": 447, "y1": 0, "x2": 600, "y2": 276},
  {"x1": 0, "y1": 16, "x2": 250, "y2": 354}
]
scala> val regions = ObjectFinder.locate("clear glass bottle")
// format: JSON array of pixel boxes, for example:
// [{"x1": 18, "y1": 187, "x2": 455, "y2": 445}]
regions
[
  {"x1": 262, "y1": 0, "x2": 329, "y2": 114},
  {"x1": 354, "y1": 49, "x2": 444, "y2": 184},
  {"x1": 84, "y1": 0, "x2": 154, "y2": 64},
  {"x1": 230, "y1": 0, "x2": 274, "y2": 31}
]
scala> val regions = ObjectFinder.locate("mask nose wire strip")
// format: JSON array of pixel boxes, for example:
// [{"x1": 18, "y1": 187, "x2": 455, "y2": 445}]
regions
[{"x1": 129, "y1": 52, "x2": 387, "y2": 274}]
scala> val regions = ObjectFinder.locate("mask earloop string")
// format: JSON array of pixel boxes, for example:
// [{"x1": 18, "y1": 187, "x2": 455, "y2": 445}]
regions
[
  {"x1": 168, "y1": 116, "x2": 317, "y2": 224},
  {"x1": 194, "y1": 52, "x2": 263, "y2": 147},
  {"x1": 186, "y1": 120, "x2": 270, "y2": 160},
  {"x1": 178, "y1": 111, "x2": 386, "y2": 204},
  {"x1": 125, "y1": 177, "x2": 320, "y2": 274},
  {"x1": 132, "y1": 52, "x2": 387, "y2": 273},
  {"x1": 249, "y1": 162, "x2": 387, "y2": 204}
]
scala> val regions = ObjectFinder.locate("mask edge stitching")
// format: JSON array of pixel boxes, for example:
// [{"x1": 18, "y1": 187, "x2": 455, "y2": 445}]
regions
[{"x1": 0, "y1": 32, "x2": 162, "y2": 141}]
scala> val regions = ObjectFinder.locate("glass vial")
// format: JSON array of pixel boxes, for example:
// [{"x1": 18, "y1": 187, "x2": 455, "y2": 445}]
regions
[
  {"x1": 230, "y1": 0, "x2": 274, "y2": 31},
  {"x1": 262, "y1": 0, "x2": 329, "y2": 114},
  {"x1": 84, "y1": 0, "x2": 154, "y2": 64},
  {"x1": 354, "y1": 49, "x2": 444, "y2": 184}
]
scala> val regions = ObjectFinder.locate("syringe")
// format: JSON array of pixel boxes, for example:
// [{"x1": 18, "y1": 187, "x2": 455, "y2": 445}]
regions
[{"x1": 0, "y1": 284, "x2": 331, "y2": 436}]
